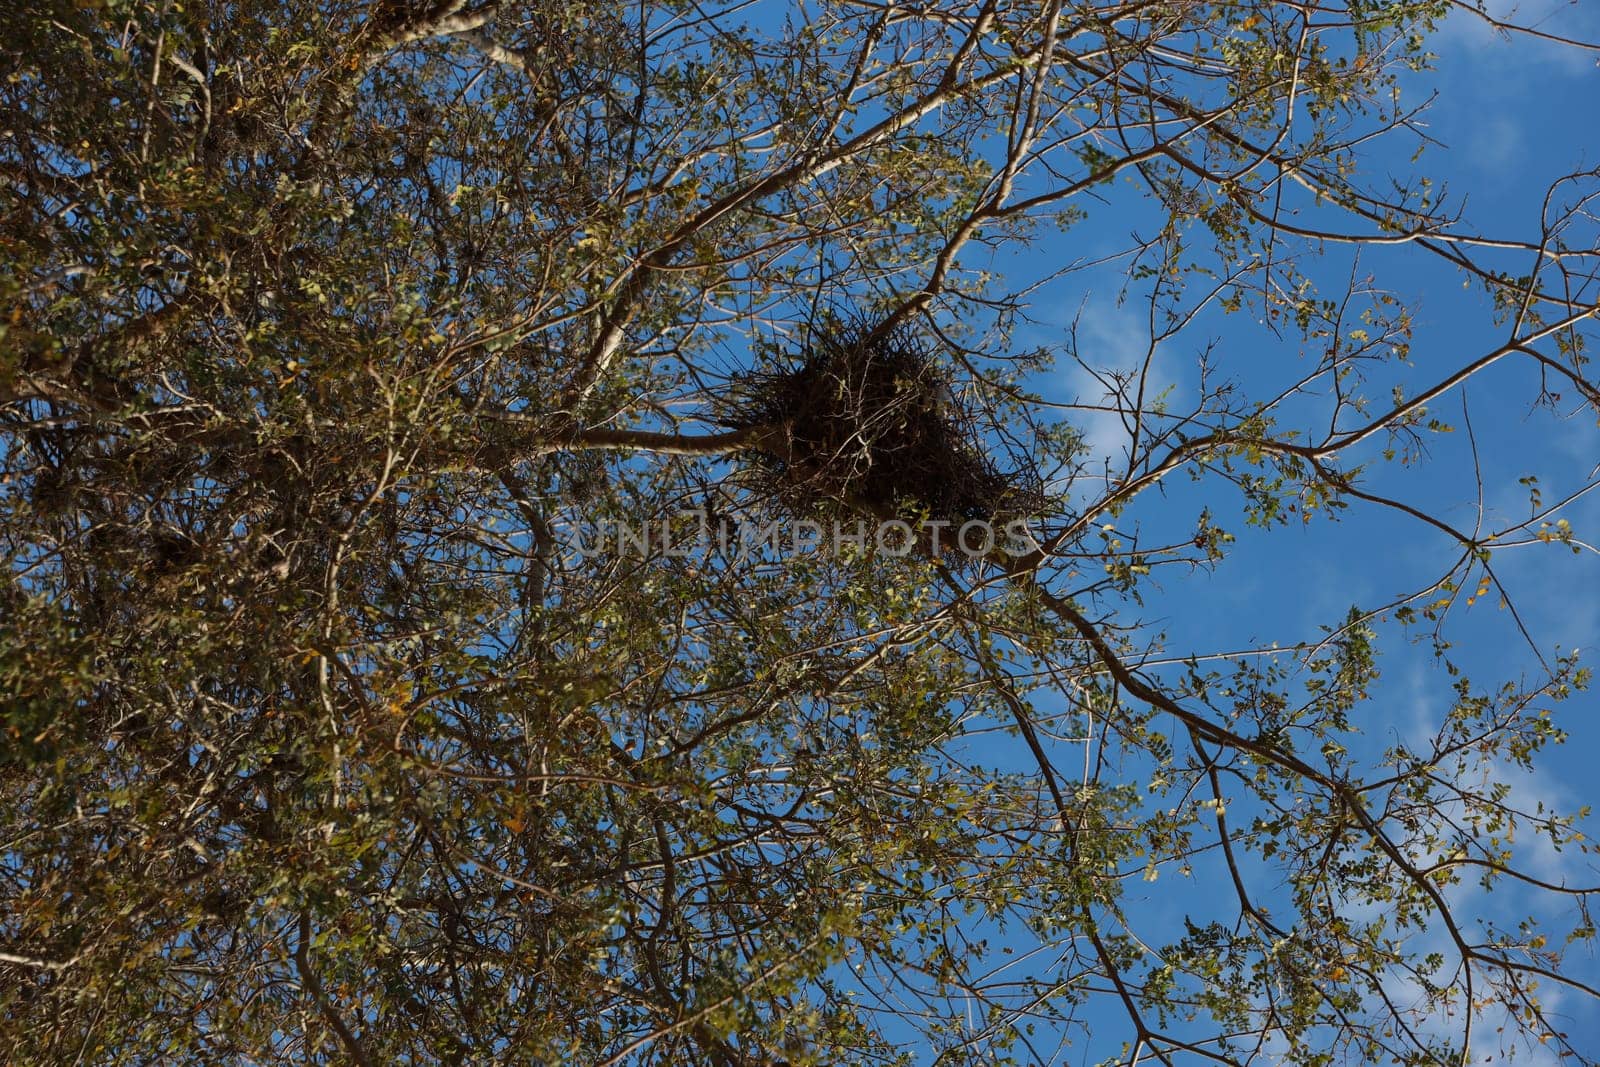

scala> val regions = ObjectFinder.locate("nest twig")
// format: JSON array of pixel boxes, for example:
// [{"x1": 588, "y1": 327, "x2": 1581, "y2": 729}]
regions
[{"x1": 723, "y1": 320, "x2": 1041, "y2": 531}]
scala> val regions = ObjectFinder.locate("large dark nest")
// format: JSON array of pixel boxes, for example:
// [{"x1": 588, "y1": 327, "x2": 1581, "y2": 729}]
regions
[{"x1": 724, "y1": 321, "x2": 1042, "y2": 532}]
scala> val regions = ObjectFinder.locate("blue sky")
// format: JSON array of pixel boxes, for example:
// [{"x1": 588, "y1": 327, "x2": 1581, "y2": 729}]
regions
[
  {"x1": 562, "y1": 2, "x2": 1600, "y2": 1057},
  {"x1": 935, "y1": 3, "x2": 1600, "y2": 1061}
]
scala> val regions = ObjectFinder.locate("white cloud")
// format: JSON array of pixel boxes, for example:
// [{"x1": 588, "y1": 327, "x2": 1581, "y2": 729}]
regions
[
  {"x1": 1432, "y1": 0, "x2": 1600, "y2": 78},
  {"x1": 1052, "y1": 298, "x2": 1185, "y2": 479}
]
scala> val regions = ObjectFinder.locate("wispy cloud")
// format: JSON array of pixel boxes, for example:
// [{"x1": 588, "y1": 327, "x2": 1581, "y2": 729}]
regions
[{"x1": 1433, "y1": 0, "x2": 1600, "y2": 78}]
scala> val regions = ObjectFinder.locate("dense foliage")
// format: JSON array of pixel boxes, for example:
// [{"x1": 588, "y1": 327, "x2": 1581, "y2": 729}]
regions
[{"x1": 3, "y1": 0, "x2": 1598, "y2": 1063}]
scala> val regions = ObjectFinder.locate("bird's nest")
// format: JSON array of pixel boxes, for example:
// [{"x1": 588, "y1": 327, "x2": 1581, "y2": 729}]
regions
[{"x1": 722, "y1": 320, "x2": 1042, "y2": 535}]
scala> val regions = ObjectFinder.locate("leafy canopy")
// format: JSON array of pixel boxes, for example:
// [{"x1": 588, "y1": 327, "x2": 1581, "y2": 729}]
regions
[{"x1": 3, "y1": 0, "x2": 1599, "y2": 1064}]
